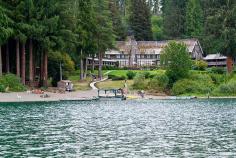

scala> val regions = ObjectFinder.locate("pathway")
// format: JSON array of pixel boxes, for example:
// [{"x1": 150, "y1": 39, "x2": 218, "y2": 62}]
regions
[{"x1": 89, "y1": 71, "x2": 112, "y2": 90}]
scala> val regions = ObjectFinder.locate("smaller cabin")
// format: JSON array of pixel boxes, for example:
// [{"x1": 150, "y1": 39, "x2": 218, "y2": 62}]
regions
[{"x1": 204, "y1": 54, "x2": 227, "y2": 67}]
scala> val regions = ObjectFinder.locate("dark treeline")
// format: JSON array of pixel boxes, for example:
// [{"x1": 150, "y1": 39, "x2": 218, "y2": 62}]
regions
[
  {"x1": 0, "y1": 0, "x2": 153, "y2": 85},
  {"x1": 161, "y1": 0, "x2": 236, "y2": 72},
  {"x1": 0, "y1": 0, "x2": 117, "y2": 84}
]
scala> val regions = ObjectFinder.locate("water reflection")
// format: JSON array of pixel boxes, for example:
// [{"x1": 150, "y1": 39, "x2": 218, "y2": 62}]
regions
[{"x1": 0, "y1": 99, "x2": 236, "y2": 157}]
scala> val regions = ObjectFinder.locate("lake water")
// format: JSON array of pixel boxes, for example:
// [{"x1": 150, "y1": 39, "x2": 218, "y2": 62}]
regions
[{"x1": 1, "y1": 99, "x2": 236, "y2": 157}]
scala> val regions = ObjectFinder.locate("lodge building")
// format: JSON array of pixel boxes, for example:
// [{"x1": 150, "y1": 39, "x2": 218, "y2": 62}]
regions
[{"x1": 103, "y1": 36, "x2": 204, "y2": 68}]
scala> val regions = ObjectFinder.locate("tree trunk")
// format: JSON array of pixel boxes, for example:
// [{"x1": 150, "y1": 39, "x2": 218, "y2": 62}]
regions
[
  {"x1": 29, "y1": 39, "x2": 34, "y2": 86},
  {"x1": 84, "y1": 57, "x2": 88, "y2": 79},
  {"x1": 98, "y1": 52, "x2": 103, "y2": 80},
  {"x1": 43, "y1": 51, "x2": 48, "y2": 87},
  {"x1": 21, "y1": 43, "x2": 26, "y2": 85},
  {"x1": 80, "y1": 49, "x2": 84, "y2": 80},
  {"x1": 6, "y1": 43, "x2": 10, "y2": 73},
  {"x1": 40, "y1": 52, "x2": 44, "y2": 86},
  {"x1": 16, "y1": 39, "x2": 20, "y2": 77},
  {"x1": 0, "y1": 45, "x2": 2, "y2": 76},
  {"x1": 227, "y1": 56, "x2": 234, "y2": 73},
  {"x1": 92, "y1": 55, "x2": 95, "y2": 73}
]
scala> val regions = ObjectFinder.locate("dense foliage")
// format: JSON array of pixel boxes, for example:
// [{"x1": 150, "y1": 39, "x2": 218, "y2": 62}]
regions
[
  {"x1": 0, "y1": 74, "x2": 26, "y2": 92},
  {"x1": 193, "y1": 60, "x2": 208, "y2": 71},
  {"x1": 48, "y1": 51, "x2": 75, "y2": 86},
  {"x1": 128, "y1": 0, "x2": 153, "y2": 40},
  {"x1": 148, "y1": 74, "x2": 169, "y2": 92},
  {"x1": 160, "y1": 42, "x2": 192, "y2": 84},
  {"x1": 172, "y1": 73, "x2": 214, "y2": 95},
  {"x1": 126, "y1": 71, "x2": 136, "y2": 79}
]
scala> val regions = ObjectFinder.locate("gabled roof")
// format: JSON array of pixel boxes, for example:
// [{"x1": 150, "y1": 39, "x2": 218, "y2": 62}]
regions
[{"x1": 110, "y1": 38, "x2": 201, "y2": 54}]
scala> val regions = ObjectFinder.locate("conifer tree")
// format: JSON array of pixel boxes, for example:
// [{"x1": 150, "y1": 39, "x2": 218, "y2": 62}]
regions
[
  {"x1": 0, "y1": 5, "x2": 13, "y2": 76},
  {"x1": 109, "y1": 0, "x2": 126, "y2": 40},
  {"x1": 186, "y1": 0, "x2": 204, "y2": 37},
  {"x1": 74, "y1": 0, "x2": 97, "y2": 80},
  {"x1": 162, "y1": 0, "x2": 187, "y2": 39},
  {"x1": 129, "y1": 0, "x2": 152, "y2": 40},
  {"x1": 93, "y1": 0, "x2": 115, "y2": 79}
]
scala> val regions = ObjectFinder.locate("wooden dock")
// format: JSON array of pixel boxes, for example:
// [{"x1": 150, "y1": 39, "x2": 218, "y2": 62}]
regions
[{"x1": 98, "y1": 89, "x2": 126, "y2": 100}]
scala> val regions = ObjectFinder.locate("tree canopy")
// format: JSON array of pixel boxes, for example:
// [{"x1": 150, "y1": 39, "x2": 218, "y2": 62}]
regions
[{"x1": 160, "y1": 41, "x2": 192, "y2": 84}]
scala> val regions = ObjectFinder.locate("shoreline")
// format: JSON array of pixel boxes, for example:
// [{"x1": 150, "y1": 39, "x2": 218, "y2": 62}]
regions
[
  {"x1": 0, "y1": 90, "x2": 98, "y2": 103},
  {"x1": 1, "y1": 90, "x2": 236, "y2": 103}
]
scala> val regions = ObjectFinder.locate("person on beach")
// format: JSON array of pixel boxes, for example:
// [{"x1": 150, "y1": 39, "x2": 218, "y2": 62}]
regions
[
  {"x1": 123, "y1": 80, "x2": 128, "y2": 95},
  {"x1": 138, "y1": 90, "x2": 145, "y2": 98}
]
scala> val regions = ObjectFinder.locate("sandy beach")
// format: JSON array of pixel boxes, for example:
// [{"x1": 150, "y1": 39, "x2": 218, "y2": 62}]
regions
[
  {"x1": 0, "y1": 90, "x2": 98, "y2": 103},
  {"x1": 1, "y1": 89, "x2": 236, "y2": 103}
]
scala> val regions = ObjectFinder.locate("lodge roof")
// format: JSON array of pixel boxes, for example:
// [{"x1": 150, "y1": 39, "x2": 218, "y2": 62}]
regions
[{"x1": 113, "y1": 38, "x2": 201, "y2": 54}]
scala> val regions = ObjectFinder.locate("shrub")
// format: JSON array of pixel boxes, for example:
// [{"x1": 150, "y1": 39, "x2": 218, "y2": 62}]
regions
[
  {"x1": 172, "y1": 79, "x2": 213, "y2": 95},
  {"x1": 209, "y1": 73, "x2": 225, "y2": 85},
  {"x1": 149, "y1": 74, "x2": 156, "y2": 78},
  {"x1": 0, "y1": 84, "x2": 5, "y2": 92},
  {"x1": 108, "y1": 74, "x2": 126, "y2": 81},
  {"x1": 0, "y1": 74, "x2": 26, "y2": 92},
  {"x1": 172, "y1": 73, "x2": 214, "y2": 95},
  {"x1": 209, "y1": 67, "x2": 225, "y2": 74},
  {"x1": 149, "y1": 74, "x2": 169, "y2": 92},
  {"x1": 133, "y1": 73, "x2": 148, "y2": 89},
  {"x1": 189, "y1": 73, "x2": 212, "y2": 83},
  {"x1": 126, "y1": 71, "x2": 136, "y2": 80},
  {"x1": 143, "y1": 71, "x2": 151, "y2": 79},
  {"x1": 216, "y1": 79, "x2": 236, "y2": 95},
  {"x1": 193, "y1": 60, "x2": 208, "y2": 70}
]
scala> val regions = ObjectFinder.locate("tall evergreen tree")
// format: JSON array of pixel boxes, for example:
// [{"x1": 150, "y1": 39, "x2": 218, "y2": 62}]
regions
[
  {"x1": 186, "y1": 0, "x2": 204, "y2": 37},
  {"x1": 162, "y1": 0, "x2": 187, "y2": 39},
  {"x1": 109, "y1": 0, "x2": 126, "y2": 40},
  {"x1": 73, "y1": 0, "x2": 97, "y2": 80},
  {"x1": 93, "y1": 0, "x2": 115, "y2": 79},
  {"x1": 129, "y1": 0, "x2": 152, "y2": 40},
  {"x1": 0, "y1": 5, "x2": 13, "y2": 76}
]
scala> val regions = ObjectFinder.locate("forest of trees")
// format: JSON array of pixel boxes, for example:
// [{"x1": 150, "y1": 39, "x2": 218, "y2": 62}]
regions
[{"x1": 0, "y1": 0, "x2": 235, "y2": 87}]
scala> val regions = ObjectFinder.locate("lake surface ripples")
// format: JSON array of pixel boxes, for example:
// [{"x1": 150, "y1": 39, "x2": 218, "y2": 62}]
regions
[{"x1": 1, "y1": 99, "x2": 236, "y2": 157}]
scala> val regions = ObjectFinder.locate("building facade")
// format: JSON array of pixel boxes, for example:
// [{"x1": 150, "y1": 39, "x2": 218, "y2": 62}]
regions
[
  {"x1": 104, "y1": 36, "x2": 203, "y2": 68},
  {"x1": 203, "y1": 54, "x2": 236, "y2": 67}
]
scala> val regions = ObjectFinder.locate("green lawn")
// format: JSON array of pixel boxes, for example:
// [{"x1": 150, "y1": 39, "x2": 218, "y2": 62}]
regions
[
  {"x1": 68, "y1": 69, "x2": 166, "y2": 91},
  {"x1": 68, "y1": 70, "x2": 111, "y2": 91},
  {"x1": 96, "y1": 80, "x2": 134, "y2": 90}
]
